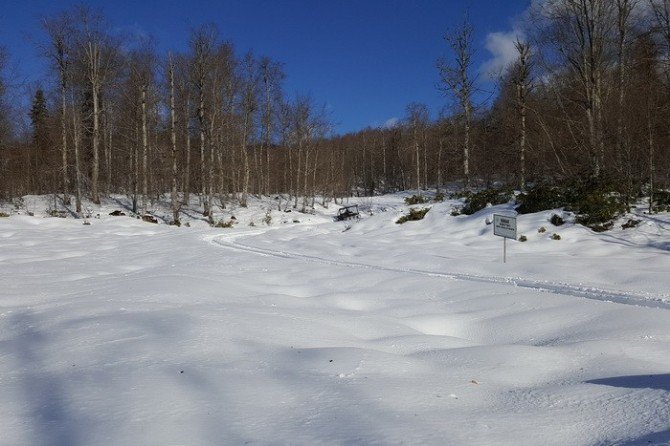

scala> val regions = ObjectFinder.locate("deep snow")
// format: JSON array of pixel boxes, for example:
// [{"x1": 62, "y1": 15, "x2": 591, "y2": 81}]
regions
[{"x1": 1, "y1": 193, "x2": 669, "y2": 445}]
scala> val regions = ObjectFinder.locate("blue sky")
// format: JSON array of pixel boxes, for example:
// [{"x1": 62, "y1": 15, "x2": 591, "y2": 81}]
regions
[{"x1": 0, "y1": 0, "x2": 531, "y2": 134}]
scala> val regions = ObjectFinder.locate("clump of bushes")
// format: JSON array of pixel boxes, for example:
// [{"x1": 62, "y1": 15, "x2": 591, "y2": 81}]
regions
[
  {"x1": 396, "y1": 207, "x2": 430, "y2": 224},
  {"x1": 0, "y1": 212, "x2": 9, "y2": 218},
  {"x1": 652, "y1": 190, "x2": 670, "y2": 213},
  {"x1": 621, "y1": 218, "x2": 641, "y2": 229},
  {"x1": 449, "y1": 190, "x2": 470, "y2": 200},
  {"x1": 519, "y1": 235, "x2": 528, "y2": 242},
  {"x1": 405, "y1": 194, "x2": 429, "y2": 205},
  {"x1": 263, "y1": 212, "x2": 272, "y2": 225},
  {"x1": 433, "y1": 192, "x2": 446, "y2": 202},
  {"x1": 461, "y1": 189, "x2": 513, "y2": 215},
  {"x1": 517, "y1": 179, "x2": 626, "y2": 231},
  {"x1": 142, "y1": 214, "x2": 158, "y2": 224},
  {"x1": 516, "y1": 185, "x2": 566, "y2": 214},
  {"x1": 589, "y1": 222, "x2": 613, "y2": 233},
  {"x1": 47, "y1": 209, "x2": 68, "y2": 218},
  {"x1": 538, "y1": 226, "x2": 547, "y2": 233},
  {"x1": 572, "y1": 193, "x2": 624, "y2": 229},
  {"x1": 551, "y1": 233, "x2": 561, "y2": 240}
]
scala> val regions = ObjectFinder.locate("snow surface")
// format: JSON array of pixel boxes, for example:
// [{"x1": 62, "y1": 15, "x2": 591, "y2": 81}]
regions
[{"x1": 1, "y1": 193, "x2": 669, "y2": 445}]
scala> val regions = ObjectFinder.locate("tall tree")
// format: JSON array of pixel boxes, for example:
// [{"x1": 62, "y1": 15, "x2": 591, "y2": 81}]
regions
[
  {"x1": 189, "y1": 25, "x2": 216, "y2": 218},
  {"x1": 168, "y1": 54, "x2": 180, "y2": 225},
  {"x1": 511, "y1": 40, "x2": 532, "y2": 191},
  {"x1": 259, "y1": 58, "x2": 284, "y2": 195},
  {"x1": 42, "y1": 13, "x2": 73, "y2": 204},
  {"x1": 405, "y1": 103, "x2": 429, "y2": 191},
  {"x1": 239, "y1": 52, "x2": 258, "y2": 207},
  {"x1": 76, "y1": 6, "x2": 119, "y2": 204},
  {"x1": 543, "y1": 0, "x2": 614, "y2": 177},
  {"x1": 438, "y1": 17, "x2": 476, "y2": 188}
]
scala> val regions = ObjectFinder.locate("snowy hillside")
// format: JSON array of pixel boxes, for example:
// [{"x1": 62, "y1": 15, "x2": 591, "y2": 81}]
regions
[{"x1": 1, "y1": 193, "x2": 669, "y2": 445}]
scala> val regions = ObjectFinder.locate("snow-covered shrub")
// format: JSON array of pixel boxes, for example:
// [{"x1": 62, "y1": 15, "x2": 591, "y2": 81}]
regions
[
  {"x1": 550, "y1": 214, "x2": 564, "y2": 226},
  {"x1": 396, "y1": 207, "x2": 430, "y2": 224},
  {"x1": 572, "y1": 192, "x2": 624, "y2": 230},
  {"x1": 516, "y1": 185, "x2": 565, "y2": 214},
  {"x1": 461, "y1": 189, "x2": 512, "y2": 215},
  {"x1": 142, "y1": 215, "x2": 158, "y2": 224},
  {"x1": 405, "y1": 195, "x2": 429, "y2": 205},
  {"x1": 622, "y1": 219, "x2": 641, "y2": 229},
  {"x1": 519, "y1": 235, "x2": 528, "y2": 242},
  {"x1": 46, "y1": 209, "x2": 67, "y2": 218},
  {"x1": 551, "y1": 233, "x2": 561, "y2": 240},
  {"x1": 538, "y1": 226, "x2": 547, "y2": 233},
  {"x1": 518, "y1": 180, "x2": 626, "y2": 231},
  {"x1": 652, "y1": 190, "x2": 670, "y2": 212}
]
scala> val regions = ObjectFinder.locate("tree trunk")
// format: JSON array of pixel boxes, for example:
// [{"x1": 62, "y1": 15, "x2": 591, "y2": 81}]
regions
[
  {"x1": 72, "y1": 110, "x2": 82, "y2": 214},
  {"x1": 437, "y1": 138, "x2": 444, "y2": 192},
  {"x1": 183, "y1": 95, "x2": 191, "y2": 206},
  {"x1": 199, "y1": 88, "x2": 208, "y2": 216},
  {"x1": 92, "y1": 80, "x2": 100, "y2": 204},
  {"x1": 241, "y1": 112, "x2": 250, "y2": 207},
  {"x1": 60, "y1": 83, "x2": 69, "y2": 205},
  {"x1": 169, "y1": 59, "x2": 180, "y2": 225},
  {"x1": 141, "y1": 85, "x2": 149, "y2": 211},
  {"x1": 463, "y1": 101, "x2": 471, "y2": 188},
  {"x1": 518, "y1": 81, "x2": 527, "y2": 191},
  {"x1": 648, "y1": 113, "x2": 655, "y2": 214}
]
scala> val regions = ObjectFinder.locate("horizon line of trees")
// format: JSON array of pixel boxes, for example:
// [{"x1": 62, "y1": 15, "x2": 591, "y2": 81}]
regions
[{"x1": 1, "y1": 1, "x2": 670, "y2": 224}]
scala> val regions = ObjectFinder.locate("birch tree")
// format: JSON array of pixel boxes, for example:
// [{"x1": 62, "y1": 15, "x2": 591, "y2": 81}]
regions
[
  {"x1": 511, "y1": 39, "x2": 531, "y2": 190},
  {"x1": 259, "y1": 58, "x2": 284, "y2": 195},
  {"x1": 239, "y1": 52, "x2": 259, "y2": 207},
  {"x1": 543, "y1": 0, "x2": 614, "y2": 177},
  {"x1": 189, "y1": 26, "x2": 216, "y2": 217},
  {"x1": 168, "y1": 54, "x2": 180, "y2": 225},
  {"x1": 77, "y1": 7, "x2": 119, "y2": 204},
  {"x1": 42, "y1": 13, "x2": 74, "y2": 205},
  {"x1": 405, "y1": 103, "x2": 429, "y2": 191},
  {"x1": 438, "y1": 18, "x2": 476, "y2": 188}
]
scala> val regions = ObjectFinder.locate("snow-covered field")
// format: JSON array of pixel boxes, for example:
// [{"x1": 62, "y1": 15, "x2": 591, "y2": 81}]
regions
[{"x1": 1, "y1": 193, "x2": 669, "y2": 445}]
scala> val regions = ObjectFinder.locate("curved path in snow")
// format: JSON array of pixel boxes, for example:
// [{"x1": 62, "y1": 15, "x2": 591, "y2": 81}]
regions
[{"x1": 209, "y1": 230, "x2": 670, "y2": 310}]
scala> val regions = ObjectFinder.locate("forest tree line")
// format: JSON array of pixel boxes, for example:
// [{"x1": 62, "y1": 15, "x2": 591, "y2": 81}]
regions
[{"x1": 0, "y1": 1, "x2": 669, "y2": 224}]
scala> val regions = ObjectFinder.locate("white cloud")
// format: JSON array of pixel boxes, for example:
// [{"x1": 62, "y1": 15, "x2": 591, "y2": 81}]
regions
[
  {"x1": 480, "y1": 29, "x2": 524, "y2": 81},
  {"x1": 383, "y1": 117, "x2": 399, "y2": 129}
]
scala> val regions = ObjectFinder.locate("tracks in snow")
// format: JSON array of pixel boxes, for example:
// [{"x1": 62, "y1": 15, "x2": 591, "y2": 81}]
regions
[{"x1": 210, "y1": 231, "x2": 670, "y2": 310}]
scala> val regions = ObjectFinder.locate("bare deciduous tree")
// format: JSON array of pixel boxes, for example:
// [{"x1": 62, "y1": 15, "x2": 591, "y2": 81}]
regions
[{"x1": 438, "y1": 17, "x2": 476, "y2": 188}]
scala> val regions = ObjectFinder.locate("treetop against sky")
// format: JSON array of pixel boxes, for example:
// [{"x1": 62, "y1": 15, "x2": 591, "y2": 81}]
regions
[{"x1": 1, "y1": 0, "x2": 530, "y2": 134}]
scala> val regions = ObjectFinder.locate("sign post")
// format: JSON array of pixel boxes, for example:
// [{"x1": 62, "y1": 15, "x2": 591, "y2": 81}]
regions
[{"x1": 493, "y1": 214, "x2": 517, "y2": 263}]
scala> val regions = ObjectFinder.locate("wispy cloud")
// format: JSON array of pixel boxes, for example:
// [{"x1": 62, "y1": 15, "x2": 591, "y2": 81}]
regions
[
  {"x1": 383, "y1": 117, "x2": 399, "y2": 129},
  {"x1": 480, "y1": 29, "x2": 524, "y2": 81}
]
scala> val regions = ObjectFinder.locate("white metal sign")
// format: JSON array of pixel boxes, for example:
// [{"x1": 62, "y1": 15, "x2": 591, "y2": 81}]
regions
[
  {"x1": 493, "y1": 214, "x2": 517, "y2": 240},
  {"x1": 493, "y1": 214, "x2": 517, "y2": 263}
]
